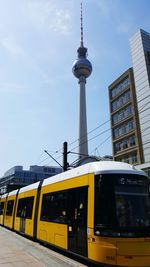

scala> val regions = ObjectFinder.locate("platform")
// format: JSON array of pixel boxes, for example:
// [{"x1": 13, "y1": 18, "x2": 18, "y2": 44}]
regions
[{"x1": 0, "y1": 227, "x2": 87, "y2": 267}]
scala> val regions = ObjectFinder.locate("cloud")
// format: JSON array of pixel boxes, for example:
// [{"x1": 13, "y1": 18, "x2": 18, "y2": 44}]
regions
[
  {"x1": 26, "y1": 1, "x2": 72, "y2": 35},
  {"x1": 53, "y1": 9, "x2": 71, "y2": 35}
]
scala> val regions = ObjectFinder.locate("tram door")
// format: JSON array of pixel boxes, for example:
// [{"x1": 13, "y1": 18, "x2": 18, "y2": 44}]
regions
[
  {"x1": 68, "y1": 187, "x2": 88, "y2": 257},
  {"x1": 20, "y1": 207, "x2": 26, "y2": 234}
]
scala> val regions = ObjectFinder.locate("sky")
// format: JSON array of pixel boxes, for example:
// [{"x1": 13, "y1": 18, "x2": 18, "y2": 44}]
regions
[{"x1": 0, "y1": 0, "x2": 150, "y2": 176}]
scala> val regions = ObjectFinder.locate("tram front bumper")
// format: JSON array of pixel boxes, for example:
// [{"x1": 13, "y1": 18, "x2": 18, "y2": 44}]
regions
[{"x1": 117, "y1": 240, "x2": 150, "y2": 266}]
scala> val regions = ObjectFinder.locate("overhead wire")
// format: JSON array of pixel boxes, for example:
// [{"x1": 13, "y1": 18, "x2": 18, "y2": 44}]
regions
[
  {"x1": 90, "y1": 135, "x2": 111, "y2": 155},
  {"x1": 69, "y1": 128, "x2": 110, "y2": 152},
  {"x1": 37, "y1": 95, "x2": 150, "y2": 166},
  {"x1": 90, "y1": 98, "x2": 150, "y2": 155},
  {"x1": 68, "y1": 119, "x2": 110, "y2": 147},
  {"x1": 37, "y1": 118, "x2": 111, "y2": 165}
]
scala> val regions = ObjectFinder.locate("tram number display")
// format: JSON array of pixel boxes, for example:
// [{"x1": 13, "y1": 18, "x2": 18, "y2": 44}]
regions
[{"x1": 106, "y1": 255, "x2": 116, "y2": 261}]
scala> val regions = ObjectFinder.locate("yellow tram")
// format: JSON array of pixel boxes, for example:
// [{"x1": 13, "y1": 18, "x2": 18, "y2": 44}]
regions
[{"x1": 0, "y1": 161, "x2": 150, "y2": 266}]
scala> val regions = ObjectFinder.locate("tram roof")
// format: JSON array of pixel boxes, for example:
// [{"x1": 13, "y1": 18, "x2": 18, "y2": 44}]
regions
[
  {"x1": 1, "y1": 193, "x2": 8, "y2": 199},
  {"x1": 8, "y1": 189, "x2": 19, "y2": 197},
  {"x1": 0, "y1": 162, "x2": 146, "y2": 196},
  {"x1": 18, "y1": 181, "x2": 40, "y2": 194},
  {"x1": 42, "y1": 161, "x2": 146, "y2": 187}
]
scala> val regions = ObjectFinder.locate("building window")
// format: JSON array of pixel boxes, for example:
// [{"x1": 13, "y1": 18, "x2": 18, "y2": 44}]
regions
[
  {"x1": 112, "y1": 90, "x2": 131, "y2": 111},
  {"x1": 113, "y1": 114, "x2": 118, "y2": 125},
  {"x1": 111, "y1": 78, "x2": 130, "y2": 100},
  {"x1": 121, "y1": 124, "x2": 126, "y2": 135},
  {"x1": 113, "y1": 120, "x2": 134, "y2": 140},
  {"x1": 131, "y1": 154, "x2": 137, "y2": 164},
  {"x1": 112, "y1": 101, "x2": 117, "y2": 111},
  {"x1": 122, "y1": 140, "x2": 128, "y2": 149},
  {"x1": 119, "y1": 110, "x2": 124, "y2": 121},
  {"x1": 126, "y1": 105, "x2": 132, "y2": 116},
  {"x1": 119, "y1": 96, "x2": 124, "y2": 106},
  {"x1": 125, "y1": 91, "x2": 131, "y2": 102},
  {"x1": 129, "y1": 136, "x2": 136, "y2": 146},
  {"x1": 111, "y1": 88, "x2": 116, "y2": 98},
  {"x1": 114, "y1": 128, "x2": 120, "y2": 139},
  {"x1": 115, "y1": 142, "x2": 121, "y2": 152},
  {"x1": 117, "y1": 83, "x2": 122, "y2": 94},
  {"x1": 128, "y1": 120, "x2": 134, "y2": 131},
  {"x1": 113, "y1": 105, "x2": 132, "y2": 126},
  {"x1": 122, "y1": 78, "x2": 129, "y2": 89}
]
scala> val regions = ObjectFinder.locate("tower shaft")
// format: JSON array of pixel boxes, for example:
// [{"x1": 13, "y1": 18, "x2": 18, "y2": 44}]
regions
[{"x1": 78, "y1": 76, "x2": 88, "y2": 159}]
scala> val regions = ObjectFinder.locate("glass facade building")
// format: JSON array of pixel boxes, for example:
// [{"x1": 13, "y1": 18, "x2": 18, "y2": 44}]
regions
[
  {"x1": 130, "y1": 29, "x2": 150, "y2": 163},
  {"x1": 0, "y1": 165, "x2": 62, "y2": 195}
]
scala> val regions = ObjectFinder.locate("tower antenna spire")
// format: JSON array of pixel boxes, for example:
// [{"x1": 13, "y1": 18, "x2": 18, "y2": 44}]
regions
[{"x1": 80, "y1": 2, "x2": 84, "y2": 47}]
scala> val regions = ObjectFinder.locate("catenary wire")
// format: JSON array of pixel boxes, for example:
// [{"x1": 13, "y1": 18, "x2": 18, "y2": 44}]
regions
[{"x1": 38, "y1": 98, "x2": 150, "y2": 166}]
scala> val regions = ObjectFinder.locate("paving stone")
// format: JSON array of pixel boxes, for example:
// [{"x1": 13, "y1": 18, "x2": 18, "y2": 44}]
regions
[{"x1": 0, "y1": 227, "x2": 87, "y2": 267}]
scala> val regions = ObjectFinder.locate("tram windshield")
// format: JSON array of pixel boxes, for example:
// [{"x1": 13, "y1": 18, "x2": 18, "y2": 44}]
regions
[{"x1": 94, "y1": 174, "x2": 150, "y2": 236}]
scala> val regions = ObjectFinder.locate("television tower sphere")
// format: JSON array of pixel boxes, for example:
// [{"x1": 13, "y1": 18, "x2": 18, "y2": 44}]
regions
[{"x1": 72, "y1": 55, "x2": 92, "y2": 79}]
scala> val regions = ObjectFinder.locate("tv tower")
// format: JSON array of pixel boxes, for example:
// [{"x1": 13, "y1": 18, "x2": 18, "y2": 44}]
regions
[{"x1": 72, "y1": 3, "x2": 92, "y2": 160}]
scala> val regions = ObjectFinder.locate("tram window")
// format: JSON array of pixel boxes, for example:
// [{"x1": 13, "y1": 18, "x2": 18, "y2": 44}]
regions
[
  {"x1": 16, "y1": 197, "x2": 34, "y2": 219},
  {"x1": 67, "y1": 187, "x2": 87, "y2": 227},
  {"x1": 94, "y1": 175, "x2": 116, "y2": 228},
  {"x1": 26, "y1": 197, "x2": 34, "y2": 219},
  {"x1": 94, "y1": 174, "x2": 150, "y2": 236},
  {"x1": 41, "y1": 187, "x2": 87, "y2": 224},
  {"x1": 40, "y1": 191, "x2": 67, "y2": 223},
  {"x1": 6, "y1": 200, "x2": 14, "y2": 216},
  {"x1": 0, "y1": 202, "x2": 4, "y2": 215},
  {"x1": 16, "y1": 199, "x2": 22, "y2": 217}
]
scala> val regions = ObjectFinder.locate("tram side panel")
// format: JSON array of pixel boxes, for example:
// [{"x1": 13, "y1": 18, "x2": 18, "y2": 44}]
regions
[
  {"x1": 37, "y1": 174, "x2": 89, "y2": 255},
  {"x1": 4, "y1": 190, "x2": 18, "y2": 229},
  {"x1": 87, "y1": 173, "x2": 117, "y2": 265},
  {"x1": 37, "y1": 185, "x2": 68, "y2": 249},
  {"x1": 0, "y1": 200, "x2": 5, "y2": 225},
  {"x1": 14, "y1": 188, "x2": 38, "y2": 237},
  {"x1": 0, "y1": 194, "x2": 8, "y2": 225}
]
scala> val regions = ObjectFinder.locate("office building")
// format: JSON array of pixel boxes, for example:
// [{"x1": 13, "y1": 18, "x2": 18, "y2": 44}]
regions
[
  {"x1": 130, "y1": 29, "x2": 150, "y2": 163},
  {"x1": 0, "y1": 165, "x2": 62, "y2": 195}
]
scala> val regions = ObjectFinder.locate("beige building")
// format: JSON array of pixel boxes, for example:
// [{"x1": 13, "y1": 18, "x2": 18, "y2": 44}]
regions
[{"x1": 109, "y1": 68, "x2": 144, "y2": 165}]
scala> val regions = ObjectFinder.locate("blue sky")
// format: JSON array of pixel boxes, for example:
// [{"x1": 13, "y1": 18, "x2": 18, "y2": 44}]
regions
[{"x1": 0, "y1": 0, "x2": 150, "y2": 176}]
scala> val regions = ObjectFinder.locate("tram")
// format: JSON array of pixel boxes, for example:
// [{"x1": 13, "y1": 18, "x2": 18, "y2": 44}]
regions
[{"x1": 0, "y1": 161, "x2": 150, "y2": 266}]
